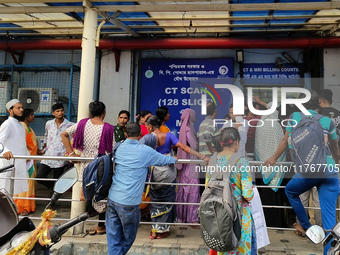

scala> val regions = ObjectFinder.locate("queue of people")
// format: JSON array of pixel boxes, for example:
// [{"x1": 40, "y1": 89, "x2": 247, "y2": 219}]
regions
[
  {"x1": 140, "y1": 114, "x2": 208, "y2": 239},
  {"x1": 204, "y1": 89, "x2": 340, "y2": 255},
  {"x1": 0, "y1": 88, "x2": 339, "y2": 255}
]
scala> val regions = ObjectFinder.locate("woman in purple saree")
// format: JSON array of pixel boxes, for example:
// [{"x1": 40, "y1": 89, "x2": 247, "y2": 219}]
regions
[{"x1": 175, "y1": 109, "x2": 200, "y2": 226}]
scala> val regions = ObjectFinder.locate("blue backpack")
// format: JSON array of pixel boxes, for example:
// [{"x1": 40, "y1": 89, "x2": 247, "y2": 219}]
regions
[
  {"x1": 291, "y1": 113, "x2": 327, "y2": 175},
  {"x1": 83, "y1": 142, "x2": 122, "y2": 203}
]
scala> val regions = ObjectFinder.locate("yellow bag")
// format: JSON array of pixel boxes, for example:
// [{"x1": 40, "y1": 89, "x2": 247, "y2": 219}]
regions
[{"x1": 140, "y1": 192, "x2": 150, "y2": 210}]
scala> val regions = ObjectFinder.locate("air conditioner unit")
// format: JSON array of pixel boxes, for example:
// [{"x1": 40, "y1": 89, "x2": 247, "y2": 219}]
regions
[
  {"x1": 0, "y1": 81, "x2": 18, "y2": 113},
  {"x1": 18, "y1": 88, "x2": 58, "y2": 113}
]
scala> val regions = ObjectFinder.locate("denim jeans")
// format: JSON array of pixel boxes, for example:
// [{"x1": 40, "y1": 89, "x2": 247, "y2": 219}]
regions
[
  {"x1": 296, "y1": 187, "x2": 322, "y2": 226},
  {"x1": 106, "y1": 199, "x2": 140, "y2": 255},
  {"x1": 285, "y1": 173, "x2": 339, "y2": 255}
]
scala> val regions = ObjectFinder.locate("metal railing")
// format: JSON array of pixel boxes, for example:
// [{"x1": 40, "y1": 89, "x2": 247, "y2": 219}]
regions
[{"x1": 0, "y1": 154, "x2": 328, "y2": 230}]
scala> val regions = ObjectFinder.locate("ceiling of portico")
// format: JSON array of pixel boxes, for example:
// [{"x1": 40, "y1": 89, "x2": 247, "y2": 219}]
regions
[{"x1": 1, "y1": 0, "x2": 340, "y2": 39}]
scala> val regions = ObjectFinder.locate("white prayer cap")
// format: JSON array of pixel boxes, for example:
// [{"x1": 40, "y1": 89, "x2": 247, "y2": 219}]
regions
[{"x1": 6, "y1": 99, "x2": 20, "y2": 111}]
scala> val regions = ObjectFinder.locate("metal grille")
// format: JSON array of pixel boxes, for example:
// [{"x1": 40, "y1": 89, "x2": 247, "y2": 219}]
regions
[{"x1": 0, "y1": 64, "x2": 80, "y2": 136}]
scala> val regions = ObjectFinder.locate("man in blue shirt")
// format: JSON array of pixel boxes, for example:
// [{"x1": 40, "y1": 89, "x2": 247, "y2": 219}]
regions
[
  {"x1": 265, "y1": 90, "x2": 340, "y2": 255},
  {"x1": 106, "y1": 122, "x2": 177, "y2": 255}
]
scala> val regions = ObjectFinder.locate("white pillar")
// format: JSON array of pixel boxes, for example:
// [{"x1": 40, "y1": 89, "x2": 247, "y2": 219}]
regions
[
  {"x1": 70, "y1": 6, "x2": 98, "y2": 235},
  {"x1": 78, "y1": 7, "x2": 97, "y2": 119}
]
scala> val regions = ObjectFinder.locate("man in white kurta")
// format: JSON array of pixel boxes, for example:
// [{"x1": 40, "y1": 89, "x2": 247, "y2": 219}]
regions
[{"x1": 0, "y1": 99, "x2": 31, "y2": 195}]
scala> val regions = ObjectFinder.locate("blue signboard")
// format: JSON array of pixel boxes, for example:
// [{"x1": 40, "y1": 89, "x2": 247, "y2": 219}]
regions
[
  {"x1": 242, "y1": 63, "x2": 302, "y2": 85},
  {"x1": 140, "y1": 59, "x2": 234, "y2": 135}
]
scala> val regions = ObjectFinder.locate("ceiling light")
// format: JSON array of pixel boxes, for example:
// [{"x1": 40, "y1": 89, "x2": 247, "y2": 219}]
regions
[
  {"x1": 236, "y1": 50, "x2": 244, "y2": 63},
  {"x1": 275, "y1": 57, "x2": 284, "y2": 69},
  {"x1": 282, "y1": 52, "x2": 296, "y2": 64}
]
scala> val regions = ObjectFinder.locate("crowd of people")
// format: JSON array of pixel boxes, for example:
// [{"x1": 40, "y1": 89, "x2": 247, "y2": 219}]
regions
[
  {"x1": 203, "y1": 89, "x2": 340, "y2": 255},
  {"x1": 0, "y1": 88, "x2": 339, "y2": 255}
]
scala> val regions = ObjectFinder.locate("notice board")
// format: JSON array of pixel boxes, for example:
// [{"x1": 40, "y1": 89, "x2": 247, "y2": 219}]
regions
[
  {"x1": 140, "y1": 58, "x2": 234, "y2": 135},
  {"x1": 242, "y1": 63, "x2": 302, "y2": 85}
]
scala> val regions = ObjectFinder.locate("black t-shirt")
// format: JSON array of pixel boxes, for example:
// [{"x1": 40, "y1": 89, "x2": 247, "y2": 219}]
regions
[{"x1": 320, "y1": 107, "x2": 340, "y2": 131}]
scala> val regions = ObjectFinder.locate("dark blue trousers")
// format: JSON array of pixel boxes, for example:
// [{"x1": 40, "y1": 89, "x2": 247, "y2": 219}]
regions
[{"x1": 285, "y1": 173, "x2": 339, "y2": 255}]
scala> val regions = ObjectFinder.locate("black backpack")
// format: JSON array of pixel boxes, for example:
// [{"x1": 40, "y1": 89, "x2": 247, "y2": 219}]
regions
[{"x1": 83, "y1": 142, "x2": 121, "y2": 203}]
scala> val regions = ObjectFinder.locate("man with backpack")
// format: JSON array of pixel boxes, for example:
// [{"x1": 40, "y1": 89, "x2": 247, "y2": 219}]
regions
[
  {"x1": 105, "y1": 122, "x2": 177, "y2": 255},
  {"x1": 265, "y1": 90, "x2": 340, "y2": 255}
]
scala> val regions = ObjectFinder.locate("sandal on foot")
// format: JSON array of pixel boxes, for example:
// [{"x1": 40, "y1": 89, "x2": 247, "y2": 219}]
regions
[
  {"x1": 149, "y1": 231, "x2": 156, "y2": 239},
  {"x1": 293, "y1": 223, "x2": 306, "y2": 235},
  {"x1": 294, "y1": 230, "x2": 307, "y2": 240},
  {"x1": 88, "y1": 227, "x2": 97, "y2": 235},
  {"x1": 97, "y1": 226, "x2": 106, "y2": 235},
  {"x1": 156, "y1": 232, "x2": 170, "y2": 239},
  {"x1": 19, "y1": 210, "x2": 29, "y2": 216}
]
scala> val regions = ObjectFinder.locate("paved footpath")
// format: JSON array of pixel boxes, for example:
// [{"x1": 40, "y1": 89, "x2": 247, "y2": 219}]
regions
[
  {"x1": 30, "y1": 191, "x2": 322, "y2": 255},
  {"x1": 48, "y1": 221, "x2": 323, "y2": 255}
]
